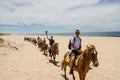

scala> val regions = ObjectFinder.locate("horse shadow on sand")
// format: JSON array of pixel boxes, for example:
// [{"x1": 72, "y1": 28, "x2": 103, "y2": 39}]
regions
[
  {"x1": 47, "y1": 59, "x2": 60, "y2": 67},
  {"x1": 42, "y1": 53, "x2": 48, "y2": 56},
  {"x1": 61, "y1": 74, "x2": 69, "y2": 80}
]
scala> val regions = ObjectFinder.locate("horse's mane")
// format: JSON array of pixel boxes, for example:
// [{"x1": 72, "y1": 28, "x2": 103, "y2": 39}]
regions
[
  {"x1": 51, "y1": 43, "x2": 58, "y2": 53},
  {"x1": 79, "y1": 44, "x2": 95, "y2": 71},
  {"x1": 82, "y1": 44, "x2": 95, "y2": 59},
  {"x1": 53, "y1": 43, "x2": 58, "y2": 48}
]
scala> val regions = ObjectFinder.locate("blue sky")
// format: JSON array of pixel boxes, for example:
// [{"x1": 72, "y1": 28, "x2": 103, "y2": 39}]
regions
[{"x1": 0, "y1": 0, "x2": 120, "y2": 34}]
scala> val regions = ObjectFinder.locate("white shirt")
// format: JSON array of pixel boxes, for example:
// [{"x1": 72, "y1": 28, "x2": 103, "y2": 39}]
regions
[{"x1": 71, "y1": 36, "x2": 81, "y2": 50}]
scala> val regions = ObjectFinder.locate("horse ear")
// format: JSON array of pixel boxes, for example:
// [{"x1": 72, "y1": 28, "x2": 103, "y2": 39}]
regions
[
  {"x1": 56, "y1": 43, "x2": 59, "y2": 45},
  {"x1": 86, "y1": 45, "x2": 90, "y2": 49},
  {"x1": 90, "y1": 44, "x2": 95, "y2": 49},
  {"x1": 95, "y1": 49, "x2": 98, "y2": 54}
]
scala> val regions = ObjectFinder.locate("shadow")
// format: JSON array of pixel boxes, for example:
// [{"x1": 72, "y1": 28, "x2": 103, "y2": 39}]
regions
[
  {"x1": 43, "y1": 53, "x2": 48, "y2": 57},
  {"x1": 61, "y1": 74, "x2": 69, "y2": 80},
  {"x1": 48, "y1": 59, "x2": 60, "y2": 67},
  {"x1": 89, "y1": 67, "x2": 92, "y2": 70}
]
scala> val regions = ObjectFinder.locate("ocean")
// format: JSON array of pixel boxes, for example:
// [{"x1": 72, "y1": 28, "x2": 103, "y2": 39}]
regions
[{"x1": 38, "y1": 31, "x2": 120, "y2": 37}]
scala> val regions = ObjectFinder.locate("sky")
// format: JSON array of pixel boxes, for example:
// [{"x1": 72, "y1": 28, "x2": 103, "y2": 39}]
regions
[{"x1": 0, "y1": 0, "x2": 120, "y2": 34}]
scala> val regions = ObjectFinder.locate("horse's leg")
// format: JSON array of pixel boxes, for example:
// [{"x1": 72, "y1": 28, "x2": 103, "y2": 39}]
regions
[
  {"x1": 53, "y1": 55, "x2": 56, "y2": 61},
  {"x1": 51, "y1": 53, "x2": 52, "y2": 60},
  {"x1": 78, "y1": 73, "x2": 81, "y2": 80},
  {"x1": 72, "y1": 72, "x2": 75, "y2": 80},
  {"x1": 49, "y1": 50, "x2": 51, "y2": 57},
  {"x1": 79, "y1": 74, "x2": 84, "y2": 80},
  {"x1": 83, "y1": 74, "x2": 86, "y2": 80},
  {"x1": 53, "y1": 56, "x2": 55, "y2": 61},
  {"x1": 63, "y1": 62, "x2": 67, "y2": 79},
  {"x1": 44, "y1": 48, "x2": 46, "y2": 56},
  {"x1": 45, "y1": 50, "x2": 47, "y2": 56},
  {"x1": 44, "y1": 49, "x2": 45, "y2": 55},
  {"x1": 45, "y1": 47, "x2": 47, "y2": 56}
]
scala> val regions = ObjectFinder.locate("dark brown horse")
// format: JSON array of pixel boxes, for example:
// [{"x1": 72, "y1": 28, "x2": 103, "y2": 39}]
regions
[
  {"x1": 31, "y1": 38, "x2": 37, "y2": 46},
  {"x1": 38, "y1": 42, "x2": 42, "y2": 49},
  {"x1": 50, "y1": 43, "x2": 59, "y2": 61},
  {"x1": 41, "y1": 44, "x2": 48, "y2": 56},
  {"x1": 61, "y1": 44, "x2": 99, "y2": 80},
  {"x1": 24, "y1": 37, "x2": 32, "y2": 42}
]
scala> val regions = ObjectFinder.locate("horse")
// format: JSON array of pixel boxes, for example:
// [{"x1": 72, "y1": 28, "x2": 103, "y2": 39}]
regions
[
  {"x1": 31, "y1": 38, "x2": 37, "y2": 46},
  {"x1": 38, "y1": 41, "x2": 42, "y2": 48},
  {"x1": 41, "y1": 44, "x2": 48, "y2": 56},
  {"x1": 61, "y1": 44, "x2": 99, "y2": 80},
  {"x1": 24, "y1": 37, "x2": 26, "y2": 41},
  {"x1": 50, "y1": 43, "x2": 59, "y2": 61},
  {"x1": 24, "y1": 37, "x2": 29, "y2": 41},
  {"x1": 24, "y1": 37, "x2": 31, "y2": 42}
]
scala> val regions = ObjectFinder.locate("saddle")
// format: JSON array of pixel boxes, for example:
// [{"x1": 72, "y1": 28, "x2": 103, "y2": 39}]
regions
[{"x1": 65, "y1": 54, "x2": 81, "y2": 70}]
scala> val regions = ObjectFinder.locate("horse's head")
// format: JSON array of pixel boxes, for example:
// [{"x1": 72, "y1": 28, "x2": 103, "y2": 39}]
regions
[
  {"x1": 52, "y1": 43, "x2": 59, "y2": 53},
  {"x1": 54, "y1": 43, "x2": 59, "y2": 48},
  {"x1": 55, "y1": 43, "x2": 58, "y2": 45},
  {"x1": 86, "y1": 44, "x2": 99, "y2": 67},
  {"x1": 55, "y1": 43, "x2": 59, "y2": 48}
]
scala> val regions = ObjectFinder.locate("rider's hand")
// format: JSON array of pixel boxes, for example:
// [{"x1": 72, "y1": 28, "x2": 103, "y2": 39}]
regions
[
  {"x1": 45, "y1": 31, "x2": 48, "y2": 35},
  {"x1": 78, "y1": 50, "x2": 83, "y2": 54}
]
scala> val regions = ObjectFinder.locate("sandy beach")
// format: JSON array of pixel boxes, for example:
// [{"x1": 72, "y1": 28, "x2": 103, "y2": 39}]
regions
[{"x1": 0, "y1": 35, "x2": 120, "y2": 80}]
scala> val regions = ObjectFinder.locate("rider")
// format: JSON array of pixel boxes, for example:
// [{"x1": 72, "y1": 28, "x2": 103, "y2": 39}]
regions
[
  {"x1": 69, "y1": 29, "x2": 82, "y2": 74},
  {"x1": 46, "y1": 32, "x2": 55, "y2": 56},
  {"x1": 42, "y1": 38, "x2": 46, "y2": 45}
]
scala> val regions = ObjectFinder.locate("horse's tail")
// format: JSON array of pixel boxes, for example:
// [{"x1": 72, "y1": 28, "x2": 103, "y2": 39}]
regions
[
  {"x1": 61, "y1": 52, "x2": 70, "y2": 70},
  {"x1": 61, "y1": 60, "x2": 65, "y2": 70}
]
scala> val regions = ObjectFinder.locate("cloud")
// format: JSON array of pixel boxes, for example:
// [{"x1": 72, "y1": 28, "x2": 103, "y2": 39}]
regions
[
  {"x1": 98, "y1": 0, "x2": 120, "y2": 5},
  {"x1": 0, "y1": 0, "x2": 120, "y2": 33}
]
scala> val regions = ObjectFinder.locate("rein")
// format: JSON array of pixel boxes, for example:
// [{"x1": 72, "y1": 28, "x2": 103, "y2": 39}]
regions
[{"x1": 84, "y1": 49, "x2": 91, "y2": 60}]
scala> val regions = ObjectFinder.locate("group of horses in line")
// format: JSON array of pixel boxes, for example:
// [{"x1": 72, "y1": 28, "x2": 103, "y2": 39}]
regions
[
  {"x1": 24, "y1": 36, "x2": 99, "y2": 80},
  {"x1": 24, "y1": 36, "x2": 59, "y2": 61}
]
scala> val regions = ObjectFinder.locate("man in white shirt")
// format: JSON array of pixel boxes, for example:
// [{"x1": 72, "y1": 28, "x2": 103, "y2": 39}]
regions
[{"x1": 69, "y1": 30, "x2": 82, "y2": 74}]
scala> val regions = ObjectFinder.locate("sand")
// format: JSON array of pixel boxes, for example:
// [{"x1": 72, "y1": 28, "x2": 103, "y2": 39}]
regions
[{"x1": 0, "y1": 35, "x2": 120, "y2": 80}]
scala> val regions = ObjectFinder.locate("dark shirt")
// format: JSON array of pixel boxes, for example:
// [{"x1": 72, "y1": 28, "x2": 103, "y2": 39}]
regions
[{"x1": 49, "y1": 39, "x2": 55, "y2": 46}]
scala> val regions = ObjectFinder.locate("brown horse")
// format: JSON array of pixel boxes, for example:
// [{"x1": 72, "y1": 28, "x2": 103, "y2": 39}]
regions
[
  {"x1": 50, "y1": 43, "x2": 59, "y2": 61},
  {"x1": 42, "y1": 44, "x2": 48, "y2": 56},
  {"x1": 24, "y1": 37, "x2": 32, "y2": 42},
  {"x1": 61, "y1": 44, "x2": 99, "y2": 80},
  {"x1": 38, "y1": 42, "x2": 42, "y2": 49},
  {"x1": 31, "y1": 38, "x2": 37, "y2": 46}
]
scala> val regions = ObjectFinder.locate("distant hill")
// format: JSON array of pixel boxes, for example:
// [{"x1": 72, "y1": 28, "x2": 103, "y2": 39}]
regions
[{"x1": 0, "y1": 33, "x2": 10, "y2": 36}]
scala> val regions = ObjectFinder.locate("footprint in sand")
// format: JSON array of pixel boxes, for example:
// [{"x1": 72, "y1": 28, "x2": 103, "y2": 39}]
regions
[
  {"x1": 12, "y1": 70, "x2": 19, "y2": 73},
  {"x1": 24, "y1": 73, "x2": 30, "y2": 75},
  {"x1": 26, "y1": 79, "x2": 32, "y2": 80},
  {"x1": 0, "y1": 53, "x2": 7, "y2": 56}
]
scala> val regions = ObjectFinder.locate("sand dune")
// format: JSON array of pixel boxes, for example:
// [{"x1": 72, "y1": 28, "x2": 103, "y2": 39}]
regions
[{"x1": 0, "y1": 35, "x2": 120, "y2": 80}]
